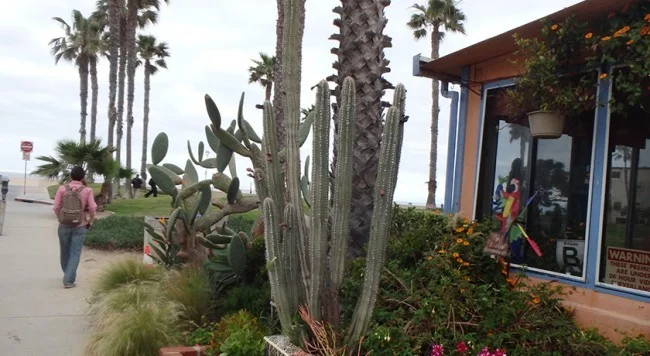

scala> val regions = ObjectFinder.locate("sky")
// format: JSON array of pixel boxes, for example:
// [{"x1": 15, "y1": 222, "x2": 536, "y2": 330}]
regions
[{"x1": 0, "y1": 0, "x2": 583, "y2": 205}]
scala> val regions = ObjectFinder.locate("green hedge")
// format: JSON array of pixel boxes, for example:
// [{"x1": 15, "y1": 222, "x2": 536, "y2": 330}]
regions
[{"x1": 85, "y1": 215, "x2": 144, "y2": 250}]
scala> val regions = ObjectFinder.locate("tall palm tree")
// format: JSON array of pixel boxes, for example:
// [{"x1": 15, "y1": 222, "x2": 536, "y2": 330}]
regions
[
  {"x1": 407, "y1": 0, "x2": 466, "y2": 210},
  {"x1": 248, "y1": 52, "x2": 276, "y2": 102},
  {"x1": 330, "y1": 0, "x2": 393, "y2": 258},
  {"x1": 93, "y1": 0, "x2": 162, "y2": 198},
  {"x1": 136, "y1": 34, "x2": 169, "y2": 182},
  {"x1": 50, "y1": 10, "x2": 103, "y2": 144},
  {"x1": 125, "y1": 0, "x2": 168, "y2": 198}
]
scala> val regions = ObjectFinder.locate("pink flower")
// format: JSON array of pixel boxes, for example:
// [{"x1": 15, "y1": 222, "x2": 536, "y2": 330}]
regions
[
  {"x1": 494, "y1": 349, "x2": 507, "y2": 356},
  {"x1": 430, "y1": 344, "x2": 445, "y2": 356},
  {"x1": 478, "y1": 347, "x2": 491, "y2": 356},
  {"x1": 456, "y1": 341, "x2": 469, "y2": 353}
]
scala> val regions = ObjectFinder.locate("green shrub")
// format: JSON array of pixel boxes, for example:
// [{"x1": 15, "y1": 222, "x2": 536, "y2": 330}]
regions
[
  {"x1": 215, "y1": 310, "x2": 266, "y2": 356},
  {"x1": 341, "y1": 207, "x2": 646, "y2": 355},
  {"x1": 93, "y1": 257, "x2": 164, "y2": 295},
  {"x1": 219, "y1": 283, "x2": 271, "y2": 320},
  {"x1": 86, "y1": 282, "x2": 183, "y2": 356},
  {"x1": 164, "y1": 266, "x2": 213, "y2": 324},
  {"x1": 227, "y1": 215, "x2": 255, "y2": 235},
  {"x1": 85, "y1": 216, "x2": 144, "y2": 250}
]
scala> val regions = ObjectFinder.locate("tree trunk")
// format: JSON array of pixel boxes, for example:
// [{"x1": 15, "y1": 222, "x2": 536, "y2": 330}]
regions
[
  {"x1": 426, "y1": 30, "x2": 442, "y2": 210},
  {"x1": 78, "y1": 56, "x2": 89, "y2": 144},
  {"x1": 331, "y1": 0, "x2": 392, "y2": 258},
  {"x1": 272, "y1": 0, "x2": 287, "y2": 153},
  {"x1": 107, "y1": 0, "x2": 122, "y2": 158},
  {"x1": 125, "y1": 0, "x2": 138, "y2": 199},
  {"x1": 265, "y1": 83, "x2": 272, "y2": 102},
  {"x1": 90, "y1": 57, "x2": 99, "y2": 142},
  {"x1": 141, "y1": 64, "x2": 151, "y2": 183},
  {"x1": 115, "y1": 14, "x2": 128, "y2": 197}
]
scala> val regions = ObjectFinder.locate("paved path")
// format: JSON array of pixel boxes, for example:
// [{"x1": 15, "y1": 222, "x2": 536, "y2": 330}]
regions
[{"x1": 0, "y1": 185, "x2": 134, "y2": 355}]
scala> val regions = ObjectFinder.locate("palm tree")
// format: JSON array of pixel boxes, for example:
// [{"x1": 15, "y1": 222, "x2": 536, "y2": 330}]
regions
[
  {"x1": 248, "y1": 52, "x2": 276, "y2": 102},
  {"x1": 407, "y1": 0, "x2": 466, "y2": 210},
  {"x1": 50, "y1": 10, "x2": 103, "y2": 144},
  {"x1": 330, "y1": 0, "x2": 393, "y2": 258},
  {"x1": 136, "y1": 34, "x2": 169, "y2": 182},
  {"x1": 125, "y1": 0, "x2": 167, "y2": 198},
  {"x1": 32, "y1": 139, "x2": 116, "y2": 183}
]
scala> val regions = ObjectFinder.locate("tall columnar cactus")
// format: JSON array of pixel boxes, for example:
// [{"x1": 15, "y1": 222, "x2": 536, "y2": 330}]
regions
[{"x1": 196, "y1": 0, "x2": 407, "y2": 344}]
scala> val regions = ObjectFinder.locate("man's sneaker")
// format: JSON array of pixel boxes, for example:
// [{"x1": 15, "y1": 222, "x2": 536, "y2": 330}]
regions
[{"x1": 64, "y1": 283, "x2": 76, "y2": 289}]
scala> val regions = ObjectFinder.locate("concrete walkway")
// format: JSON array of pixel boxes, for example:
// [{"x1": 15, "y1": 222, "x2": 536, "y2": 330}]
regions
[{"x1": 0, "y1": 185, "x2": 134, "y2": 356}]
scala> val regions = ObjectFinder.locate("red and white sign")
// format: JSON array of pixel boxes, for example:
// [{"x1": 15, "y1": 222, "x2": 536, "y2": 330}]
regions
[
  {"x1": 20, "y1": 141, "x2": 33, "y2": 153},
  {"x1": 604, "y1": 247, "x2": 650, "y2": 292}
]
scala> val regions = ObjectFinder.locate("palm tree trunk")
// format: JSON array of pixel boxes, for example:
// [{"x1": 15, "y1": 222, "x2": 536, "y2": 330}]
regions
[
  {"x1": 272, "y1": 0, "x2": 286, "y2": 153},
  {"x1": 331, "y1": 0, "x2": 392, "y2": 258},
  {"x1": 107, "y1": 0, "x2": 122, "y2": 157},
  {"x1": 115, "y1": 14, "x2": 128, "y2": 197},
  {"x1": 141, "y1": 64, "x2": 151, "y2": 182},
  {"x1": 78, "y1": 56, "x2": 89, "y2": 144},
  {"x1": 125, "y1": 1, "x2": 138, "y2": 199},
  {"x1": 426, "y1": 30, "x2": 442, "y2": 210},
  {"x1": 265, "y1": 83, "x2": 272, "y2": 102},
  {"x1": 90, "y1": 57, "x2": 99, "y2": 141}
]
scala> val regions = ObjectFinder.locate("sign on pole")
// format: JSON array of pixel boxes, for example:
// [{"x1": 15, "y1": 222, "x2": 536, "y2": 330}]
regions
[
  {"x1": 20, "y1": 141, "x2": 33, "y2": 153},
  {"x1": 22, "y1": 152, "x2": 30, "y2": 161}
]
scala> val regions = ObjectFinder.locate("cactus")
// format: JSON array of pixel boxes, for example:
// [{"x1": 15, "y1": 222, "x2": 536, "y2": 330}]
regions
[{"x1": 190, "y1": 0, "x2": 407, "y2": 342}]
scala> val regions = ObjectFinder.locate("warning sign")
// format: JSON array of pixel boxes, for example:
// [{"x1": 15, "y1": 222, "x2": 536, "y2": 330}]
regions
[{"x1": 604, "y1": 247, "x2": 650, "y2": 292}]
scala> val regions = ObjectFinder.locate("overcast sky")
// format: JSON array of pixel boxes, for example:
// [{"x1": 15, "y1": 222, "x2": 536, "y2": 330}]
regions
[{"x1": 0, "y1": 0, "x2": 582, "y2": 204}]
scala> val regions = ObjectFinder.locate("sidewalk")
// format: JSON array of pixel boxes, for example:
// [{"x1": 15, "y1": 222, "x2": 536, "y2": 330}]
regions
[{"x1": 0, "y1": 185, "x2": 135, "y2": 356}]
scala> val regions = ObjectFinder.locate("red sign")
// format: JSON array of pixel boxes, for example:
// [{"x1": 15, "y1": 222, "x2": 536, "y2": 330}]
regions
[{"x1": 20, "y1": 141, "x2": 33, "y2": 153}]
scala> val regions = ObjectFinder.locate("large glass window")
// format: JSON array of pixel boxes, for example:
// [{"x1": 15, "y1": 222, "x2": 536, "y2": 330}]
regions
[
  {"x1": 599, "y1": 103, "x2": 650, "y2": 293},
  {"x1": 477, "y1": 86, "x2": 594, "y2": 277}
]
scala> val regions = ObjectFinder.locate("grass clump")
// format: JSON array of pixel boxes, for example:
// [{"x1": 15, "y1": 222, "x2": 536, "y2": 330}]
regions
[
  {"x1": 93, "y1": 256, "x2": 164, "y2": 295},
  {"x1": 164, "y1": 266, "x2": 213, "y2": 325},
  {"x1": 85, "y1": 216, "x2": 143, "y2": 250},
  {"x1": 87, "y1": 282, "x2": 183, "y2": 356}
]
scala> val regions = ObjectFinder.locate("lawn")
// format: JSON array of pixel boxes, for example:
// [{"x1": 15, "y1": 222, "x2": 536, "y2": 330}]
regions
[{"x1": 47, "y1": 183, "x2": 103, "y2": 199}]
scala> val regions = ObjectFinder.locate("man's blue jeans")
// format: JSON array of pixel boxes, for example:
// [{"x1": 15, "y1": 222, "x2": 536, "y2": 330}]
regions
[{"x1": 58, "y1": 225, "x2": 87, "y2": 285}]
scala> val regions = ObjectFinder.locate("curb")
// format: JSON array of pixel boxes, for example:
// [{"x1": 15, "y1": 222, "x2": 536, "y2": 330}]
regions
[{"x1": 14, "y1": 198, "x2": 54, "y2": 206}]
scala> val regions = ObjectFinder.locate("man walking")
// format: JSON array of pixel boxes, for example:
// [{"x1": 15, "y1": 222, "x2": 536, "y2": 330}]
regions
[
  {"x1": 53, "y1": 166, "x2": 97, "y2": 288},
  {"x1": 131, "y1": 174, "x2": 143, "y2": 190},
  {"x1": 145, "y1": 178, "x2": 158, "y2": 198}
]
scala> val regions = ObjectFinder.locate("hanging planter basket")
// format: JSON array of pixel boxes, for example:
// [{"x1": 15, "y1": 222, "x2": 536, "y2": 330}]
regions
[{"x1": 527, "y1": 110, "x2": 565, "y2": 139}]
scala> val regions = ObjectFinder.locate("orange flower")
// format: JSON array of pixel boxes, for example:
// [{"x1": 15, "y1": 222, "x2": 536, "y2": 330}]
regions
[
  {"x1": 427, "y1": 255, "x2": 433, "y2": 261},
  {"x1": 452, "y1": 253, "x2": 459, "y2": 258},
  {"x1": 506, "y1": 278, "x2": 516, "y2": 287},
  {"x1": 438, "y1": 249, "x2": 446, "y2": 254},
  {"x1": 641, "y1": 26, "x2": 650, "y2": 35},
  {"x1": 456, "y1": 238, "x2": 463, "y2": 243},
  {"x1": 159, "y1": 217, "x2": 167, "y2": 224},
  {"x1": 550, "y1": 24, "x2": 558, "y2": 30},
  {"x1": 460, "y1": 289, "x2": 465, "y2": 294},
  {"x1": 602, "y1": 36, "x2": 611, "y2": 41},
  {"x1": 455, "y1": 227, "x2": 464, "y2": 233},
  {"x1": 463, "y1": 262, "x2": 470, "y2": 267},
  {"x1": 645, "y1": 13, "x2": 650, "y2": 22},
  {"x1": 456, "y1": 258, "x2": 464, "y2": 263},
  {"x1": 626, "y1": 39, "x2": 634, "y2": 45},
  {"x1": 584, "y1": 33, "x2": 593, "y2": 39},
  {"x1": 465, "y1": 276, "x2": 471, "y2": 281},
  {"x1": 463, "y1": 241, "x2": 470, "y2": 246},
  {"x1": 532, "y1": 296, "x2": 540, "y2": 305},
  {"x1": 466, "y1": 228, "x2": 474, "y2": 235},
  {"x1": 599, "y1": 73, "x2": 608, "y2": 79}
]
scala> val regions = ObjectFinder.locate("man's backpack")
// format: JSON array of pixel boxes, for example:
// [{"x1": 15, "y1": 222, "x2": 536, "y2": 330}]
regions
[{"x1": 58, "y1": 184, "x2": 85, "y2": 225}]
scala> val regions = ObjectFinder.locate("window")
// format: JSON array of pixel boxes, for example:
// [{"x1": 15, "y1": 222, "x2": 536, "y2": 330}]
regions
[
  {"x1": 477, "y1": 86, "x2": 594, "y2": 277},
  {"x1": 599, "y1": 109, "x2": 650, "y2": 293}
]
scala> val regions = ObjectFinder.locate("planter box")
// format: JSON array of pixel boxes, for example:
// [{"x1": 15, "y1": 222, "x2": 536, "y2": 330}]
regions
[
  {"x1": 159, "y1": 345, "x2": 209, "y2": 356},
  {"x1": 264, "y1": 335, "x2": 310, "y2": 356}
]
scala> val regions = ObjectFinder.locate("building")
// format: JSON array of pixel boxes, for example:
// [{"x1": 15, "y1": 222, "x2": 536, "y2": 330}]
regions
[{"x1": 413, "y1": 0, "x2": 649, "y2": 342}]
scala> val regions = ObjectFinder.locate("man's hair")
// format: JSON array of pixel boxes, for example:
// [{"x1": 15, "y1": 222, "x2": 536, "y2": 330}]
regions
[{"x1": 70, "y1": 166, "x2": 85, "y2": 181}]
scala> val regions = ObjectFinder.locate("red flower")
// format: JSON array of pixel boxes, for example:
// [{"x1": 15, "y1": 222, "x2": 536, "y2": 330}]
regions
[{"x1": 456, "y1": 341, "x2": 470, "y2": 353}]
